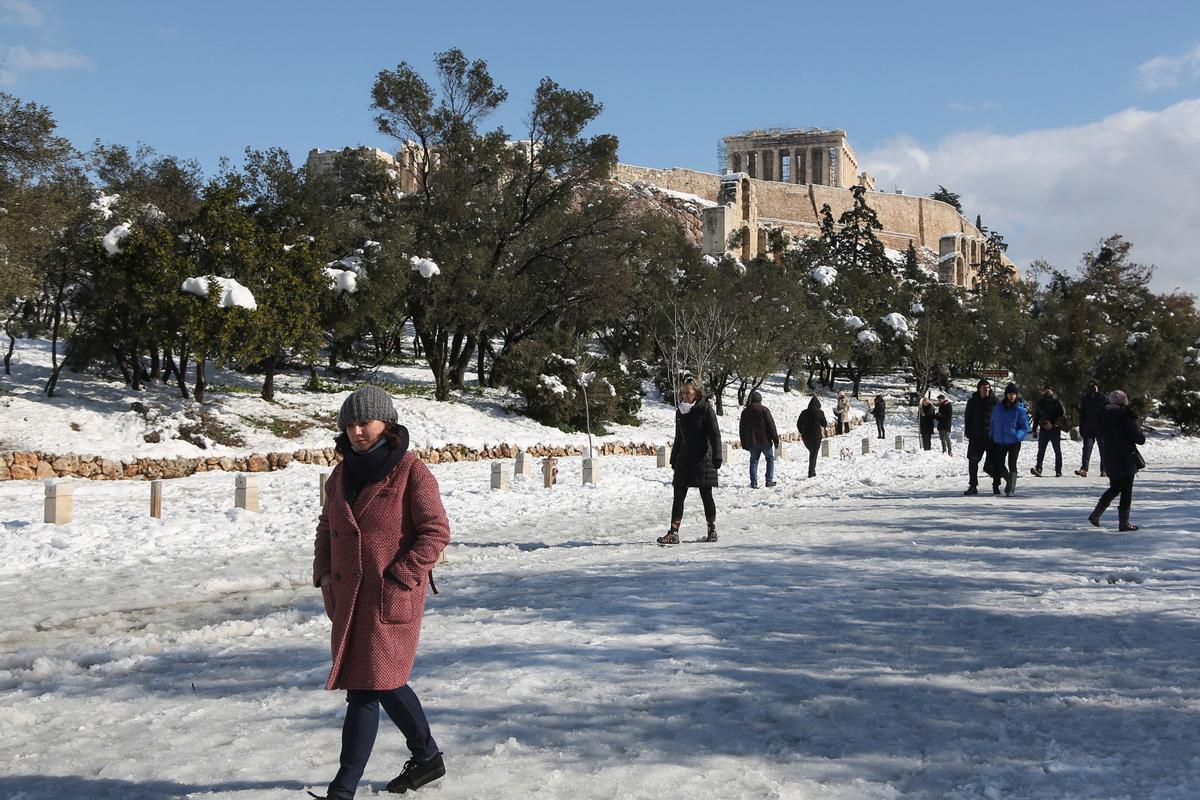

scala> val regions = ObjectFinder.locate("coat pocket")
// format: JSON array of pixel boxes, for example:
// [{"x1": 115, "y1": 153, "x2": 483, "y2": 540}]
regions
[
  {"x1": 380, "y1": 578, "x2": 422, "y2": 624},
  {"x1": 320, "y1": 583, "x2": 336, "y2": 620}
]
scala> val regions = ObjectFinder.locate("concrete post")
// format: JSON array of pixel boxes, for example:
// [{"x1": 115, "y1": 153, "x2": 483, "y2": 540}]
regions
[
  {"x1": 582, "y1": 457, "x2": 599, "y2": 486},
  {"x1": 656, "y1": 446, "x2": 668, "y2": 468},
  {"x1": 44, "y1": 481, "x2": 73, "y2": 525},
  {"x1": 821, "y1": 439, "x2": 831, "y2": 458},
  {"x1": 150, "y1": 480, "x2": 163, "y2": 518},
  {"x1": 235, "y1": 475, "x2": 260, "y2": 512},
  {"x1": 720, "y1": 443, "x2": 731, "y2": 465},
  {"x1": 956, "y1": 431, "x2": 964, "y2": 444},
  {"x1": 895, "y1": 435, "x2": 905, "y2": 451},
  {"x1": 319, "y1": 472, "x2": 329, "y2": 506},
  {"x1": 775, "y1": 443, "x2": 786, "y2": 461},
  {"x1": 490, "y1": 462, "x2": 512, "y2": 491},
  {"x1": 862, "y1": 438, "x2": 871, "y2": 455},
  {"x1": 542, "y1": 457, "x2": 558, "y2": 489},
  {"x1": 514, "y1": 451, "x2": 533, "y2": 477}
]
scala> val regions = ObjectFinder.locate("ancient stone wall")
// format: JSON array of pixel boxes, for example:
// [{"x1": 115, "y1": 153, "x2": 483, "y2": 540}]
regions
[{"x1": 613, "y1": 165, "x2": 720, "y2": 202}]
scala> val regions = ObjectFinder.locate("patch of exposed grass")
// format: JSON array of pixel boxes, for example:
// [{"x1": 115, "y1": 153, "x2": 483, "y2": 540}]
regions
[
  {"x1": 179, "y1": 410, "x2": 245, "y2": 449},
  {"x1": 208, "y1": 384, "x2": 259, "y2": 395},
  {"x1": 239, "y1": 414, "x2": 316, "y2": 440}
]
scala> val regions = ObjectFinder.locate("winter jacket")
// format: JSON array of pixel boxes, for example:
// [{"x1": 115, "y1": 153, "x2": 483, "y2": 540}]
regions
[
  {"x1": 918, "y1": 403, "x2": 936, "y2": 435},
  {"x1": 1078, "y1": 389, "x2": 1107, "y2": 437},
  {"x1": 314, "y1": 452, "x2": 451, "y2": 690},
  {"x1": 964, "y1": 391, "x2": 998, "y2": 441},
  {"x1": 671, "y1": 395, "x2": 722, "y2": 488},
  {"x1": 1098, "y1": 403, "x2": 1146, "y2": 477},
  {"x1": 797, "y1": 397, "x2": 828, "y2": 450},
  {"x1": 872, "y1": 397, "x2": 886, "y2": 421},
  {"x1": 739, "y1": 401, "x2": 780, "y2": 449},
  {"x1": 989, "y1": 397, "x2": 1030, "y2": 446},
  {"x1": 1032, "y1": 395, "x2": 1067, "y2": 434},
  {"x1": 936, "y1": 400, "x2": 953, "y2": 433},
  {"x1": 835, "y1": 395, "x2": 851, "y2": 424}
]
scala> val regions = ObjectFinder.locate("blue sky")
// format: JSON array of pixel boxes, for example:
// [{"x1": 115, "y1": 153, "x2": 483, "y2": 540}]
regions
[{"x1": 4, "y1": 0, "x2": 1200, "y2": 294}]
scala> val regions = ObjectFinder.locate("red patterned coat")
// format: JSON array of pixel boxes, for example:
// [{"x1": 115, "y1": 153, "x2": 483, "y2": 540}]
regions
[{"x1": 313, "y1": 453, "x2": 451, "y2": 690}]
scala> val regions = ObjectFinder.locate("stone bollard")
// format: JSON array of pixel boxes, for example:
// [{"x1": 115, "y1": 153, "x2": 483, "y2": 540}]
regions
[
  {"x1": 44, "y1": 481, "x2": 73, "y2": 525},
  {"x1": 1069, "y1": 427, "x2": 1082, "y2": 443},
  {"x1": 235, "y1": 475, "x2": 260, "y2": 512},
  {"x1": 490, "y1": 462, "x2": 512, "y2": 491},
  {"x1": 542, "y1": 457, "x2": 559, "y2": 489},
  {"x1": 656, "y1": 446, "x2": 669, "y2": 468},
  {"x1": 775, "y1": 443, "x2": 786, "y2": 461},
  {"x1": 582, "y1": 457, "x2": 599, "y2": 486},
  {"x1": 514, "y1": 451, "x2": 533, "y2": 478},
  {"x1": 821, "y1": 439, "x2": 831, "y2": 458},
  {"x1": 150, "y1": 480, "x2": 163, "y2": 518},
  {"x1": 319, "y1": 472, "x2": 329, "y2": 506},
  {"x1": 720, "y1": 443, "x2": 731, "y2": 465},
  {"x1": 895, "y1": 435, "x2": 905, "y2": 451},
  {"x1": 956, "y1": 431, "x2": 964, "y2": 444},
  {"x1": 862, "y1": 437, "x2": 871, "y2": 455}
]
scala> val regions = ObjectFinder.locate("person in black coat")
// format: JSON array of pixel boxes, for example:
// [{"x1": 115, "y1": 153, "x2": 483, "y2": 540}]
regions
[
  {"x1": 962, "y1": 379, "x2": 998, "y2": 495},
  {"x1": 1030, "y1": 383, "x2": 1067, "y2": 477},
  {"x1": 918, "y1": 396, "x2": 936, "y2": 451},
  {"x1": 872, "y1": 395, "x2": 886, "y2": 439},
  {"x1": 796, "y1": 396, "x2": 828, "y2": 478},
  {"x1": 936, "y1": 394, "x2": 953, "y2": 455},
  {"x1": 658, "y1": 379, "x2": 721, "y2": 545},
  {"x1": 1088, "y1": 390, "x2": 1146, "y2": 531},
  {"x1": 739, "y1": 390, "x2": 780, "y2": 488},
  {"x1": 1076, "y1": 380, "x2": 1107, "y2": 477}
]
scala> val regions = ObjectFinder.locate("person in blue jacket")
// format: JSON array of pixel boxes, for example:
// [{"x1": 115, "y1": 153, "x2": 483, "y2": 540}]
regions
[{"x1": 986, "y1": 382, "x2": 1030, "y2": 496}]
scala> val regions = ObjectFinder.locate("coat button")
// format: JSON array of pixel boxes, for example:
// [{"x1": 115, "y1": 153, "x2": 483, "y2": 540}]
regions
[
  {"x1": 356, "y1": 569, "x2": 363, "y2": 578},
  {"x1": 334, "y1": 573, "x2": 341, "y2": 582}
]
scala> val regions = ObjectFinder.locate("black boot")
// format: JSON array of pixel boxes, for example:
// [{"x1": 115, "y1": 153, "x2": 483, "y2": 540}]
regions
[
  {"x1": 703, "y1": 519, "x2": 718, "y2": 542},
  {"x1": 387, "y1": 753, "x2": 446, "y2": 794},
  {"x1": 1089, "y1": 495, "x2": 1113, "y2": 528},
  {"x1": 657, "y1": 520, "x2": 681, "y2": 545},
  {"x1": 963, "y1": 486, "x2": 978, "y2": 496},
  {"x1": 1118, "y1": 510, "x2": 1139, "y2": 532}
]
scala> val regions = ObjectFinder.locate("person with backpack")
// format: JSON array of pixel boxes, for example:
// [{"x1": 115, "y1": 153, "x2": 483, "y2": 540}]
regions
[
  {"x1": 1030, "y1": 383, "x2": 1067, "y2": 477},
  {"x1": 987, "y1": 382, "x2": 1030, "y2": 496},
  {"x1": 739, "y1": 390, "x2": 780, "y2": 489},
  {"x1": 797, "y1": 396, "x2": 828, "y2": 478}
]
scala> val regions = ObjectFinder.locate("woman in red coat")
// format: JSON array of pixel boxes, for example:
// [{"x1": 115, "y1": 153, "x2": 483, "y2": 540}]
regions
[{"x1": 312, "y1": 386, "x2": 451, "y2": 799}]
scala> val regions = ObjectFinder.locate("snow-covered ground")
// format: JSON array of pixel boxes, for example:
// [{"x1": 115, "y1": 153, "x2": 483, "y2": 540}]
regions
[{"x1": 2, "y1": 414, "x2": 1199, "y2": 799}]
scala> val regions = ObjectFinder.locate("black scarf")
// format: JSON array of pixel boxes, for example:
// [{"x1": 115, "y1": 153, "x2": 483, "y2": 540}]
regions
[{"x1": 338, "y1": 425, "x2": 409, "y2": 506}]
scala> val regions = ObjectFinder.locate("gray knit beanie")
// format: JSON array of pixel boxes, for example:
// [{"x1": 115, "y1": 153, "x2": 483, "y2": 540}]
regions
[{"x1": 337, "y1": 385, "x2": 398, "y2": 431}]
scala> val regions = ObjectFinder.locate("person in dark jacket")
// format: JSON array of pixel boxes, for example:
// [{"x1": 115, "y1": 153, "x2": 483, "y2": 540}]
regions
[
  {"x1": 1030, "y1": 383, "x2": 1067, "y2": 477},
  {"x1": 872, "y1": 395, "x2": 886, "y2": 439},
  {"x1": 796, "y1": 396, "x2": 828, "y2": 478},
  {"x1": 659, "y1": 379, "x2": 722, "y2": 544},
  {"x1": 1088, "y1": 390, "x2": 1146, "y2": 531},
  {"x1": 987, "y1": 382, "x2": 1030, "y2": 496},
  {"x1": 936, "y1": 394, "x2": 954, "y2": 455},
  {"x1": 1076, "y1": 380, "x2": 1107, "y2": 477},
  {"x1": 739, "y1": 390, "x2": 780, "y2": 489},
  {"x1": 963, "y1": 379, "x2": 998, "y2": 495},
  {"x1": 918, "y1": 396, "x2": 936, "y2": 451}
]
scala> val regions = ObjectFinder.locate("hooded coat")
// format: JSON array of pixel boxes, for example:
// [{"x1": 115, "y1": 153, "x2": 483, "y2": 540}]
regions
[
  {"x1": 1078, "y1": 388, "x2": 1107, "y2": 437},
  {"x1": 918, "y1": 401, "x2": 936, "y2": 435},
  {"x1": 989, "y1": 396, "x2": 1030, "y2": 446},
  {"x1": 313, "y1": 451, "x2": 451, "y2": 690},
  {"x1": 1098, "y1": 403, "x2": 1145, "y2": 477},
  {"x1": 739, "y1": 391, "x2": 779, "y2": 449},
  {"x1": 796, "y1": 397, "x2": 828, "y2": 450},
  {"x1": 964, "y1": 390, "x2": 997, "y2": 441},
  {"x1": 872, "y1": 396, "x2": 886, "y2": 421},
  {"x1": 671, "y1": 395, "x2": 721, "y2": 488}
]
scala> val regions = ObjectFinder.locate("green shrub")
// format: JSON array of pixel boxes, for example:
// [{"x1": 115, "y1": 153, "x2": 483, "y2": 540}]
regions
[{"x1": 509, "y1": 341, "x2": 642, "y2": 433}]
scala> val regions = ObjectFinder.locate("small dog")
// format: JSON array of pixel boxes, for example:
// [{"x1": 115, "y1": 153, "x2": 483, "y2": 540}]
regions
[{"x1": 839, "y1": 447, "x2": 854, "y2": 461}]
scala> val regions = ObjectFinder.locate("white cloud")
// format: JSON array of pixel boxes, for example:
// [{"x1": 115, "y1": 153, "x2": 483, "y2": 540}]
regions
[
  {"x1": 0, "y1": 44, "x2": 89, "y2": 84},
  {"x1": 1137, "y1": 43, "x2": 1200, "y2": 91},
  {"x1": 0, "y1": 0, "x2": 44, "y2": 27},
  {"x1": 861, "y1": 99, "x2": 1200, "y2": 297}
]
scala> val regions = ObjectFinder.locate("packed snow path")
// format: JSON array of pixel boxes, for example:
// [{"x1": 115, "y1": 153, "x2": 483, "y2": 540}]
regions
[{"x1": 2, "y1": 452, "x2": 1199, "y2": 799}]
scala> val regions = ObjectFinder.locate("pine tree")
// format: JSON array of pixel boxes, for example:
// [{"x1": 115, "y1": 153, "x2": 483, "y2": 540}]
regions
[{"x1": 930, "y1": 185, "x2": 962, "y2": 213}]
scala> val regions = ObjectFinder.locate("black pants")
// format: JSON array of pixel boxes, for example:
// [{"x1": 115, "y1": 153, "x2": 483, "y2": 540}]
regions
[
  {"x1": 329, "y1": 686, "x2": 439, "y2": 799},
  {"x1": 920, "y1": 431, "x2": 933, "y2": 451},
  {"x1": 1096, "y1": 473, "x2": 1135, "y2": 515},
  {"x1": 992, "y1": 443, "x2": 1022, "y2": 488},
  {"x1": 967, "y1": 438, "x2": 988, "y2": 487},
  {"x1": 671, "y1": 484, "x2": 715, "y2": 523},
  {"x1": 806, "y1": 446, "x2": 819, "y2": 476},
  {"x1": 1036, "y1": 429, "x2": 1062, "y2": 474},
  {"x1": 875, "y1": 418, "x2": 885, "y2": 438}
]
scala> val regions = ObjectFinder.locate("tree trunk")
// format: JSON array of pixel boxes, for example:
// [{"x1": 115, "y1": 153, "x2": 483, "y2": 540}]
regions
[
  {"x1": 783, "y1": 366, "x2": 792, "y2": 393},
  {"x1": 162, "y1": 347, "x2": 178, "y2": 384},
  {"x1": 450, "y1": 333, "x2": 476, "y2": 390},
  {"x1": 176, "y1": 343, "x2": 190, "y2": 399},
  {"x1": 736, "y1": 378, "x2": 748, "y2": 407},
  {"x1": 194, "y1": 359, "x2": 207, "y2": 403},
  {"x1": 3, "y1": 320, "x2": 15, "y2": 375},
  {"x1": 261, "y1": 356, "x2": 277, "y2": 401},
  {"x1": 149, "y1": 348, "x2": 161, "y2": 382},
  {"x1": 130, "y1": 349, "x2": 143, "y2": 391},
  {"x1": 477, "y1": 334, "x2": 487, "y2": 387}
]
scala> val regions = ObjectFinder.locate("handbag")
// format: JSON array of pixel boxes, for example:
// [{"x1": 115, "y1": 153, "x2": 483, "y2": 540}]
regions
[{"x1": 1134, "y1": 447, "x2": 1146, "y2": 470}]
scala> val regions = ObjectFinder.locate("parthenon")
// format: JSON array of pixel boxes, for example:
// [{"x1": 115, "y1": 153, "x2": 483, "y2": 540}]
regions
[{"x1": 722, "y1": 128, "x2": 876, "y2": 191}]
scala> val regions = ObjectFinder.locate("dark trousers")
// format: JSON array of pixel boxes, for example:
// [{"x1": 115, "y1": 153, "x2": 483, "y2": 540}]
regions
[
  {"x1": 671, "y1": 484, "x2": 715, "y2": 523},
  {"x1": 1095, "y1": 473, "x2": 1135, "y2": 516},
  {"x1": 747, "y1": 443, "x2": 774, "y2": 487},
  {"x1": 990, "y1": 442, "x2": 1022, "y2": 488},
  {"x1": 328, "y1": 686, "x2": 439, "y2": 799},
  {"x1": 967, "y1": 438, "x2": 987, "y2": 487},
  {"x1": 939, "y1": 430, "x2": 953, "y2": 455},
  {"x1": 875, "y1": 417, "x2": 885, "y2": 438},
  {"x1": 920, "y1": 431, "x2": 933, "y2": 451},
  {"x1": 836, "y1": 419, "x2": 848, "y2": 435},
  {"x1": 1036, "y1": 429, "x2": 1062, "y2": 474},
  {"x1": 806, "y1": 446, "x2": 819, "y2": 476},
  {"x1": 1081, "y1": 436, "x2": 1104, "y2": 472}
]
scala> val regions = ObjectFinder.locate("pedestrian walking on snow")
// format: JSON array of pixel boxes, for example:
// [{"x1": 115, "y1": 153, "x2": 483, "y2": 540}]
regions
[
  {"x1": 918, "y1": 396, "x2": 936, "y2": 451},
  {"x1": 1088, "y1": 390, "x2": 1146, "y2": 531},
  {"x1": 963, "y1": 379, "x2": 998, "y2": 495},
  {"x1": 739, "y1": 390, "x2": 780, "y2": 489},
  {"x1": 1030, "y1": 383, "x2": 1067, "y2": 477},
  {"x1": 835, "y1": 391, "x2": 851, "y2": 435},
  {"x1": 872, "y1": 395, "x2": 886, "y2": 439},
  {"x1": 312, "y1": 386, "x2": 451, "y2": 799},
  {"x1": 797, "y1": 396, "x2": 828, "y2": 478},
  {"x1": 936, "y1": 394, "x2": 954, "y2": 455},
  {"x1": 986, "y1": 382, "x2": 1030, "y2": 496},
  {"x1": 659, "y1": 378, "x2": 722, "y2": 544},
  {"x1": 1076, "y1": 380, "x2": 1107, "y2": 477}
]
